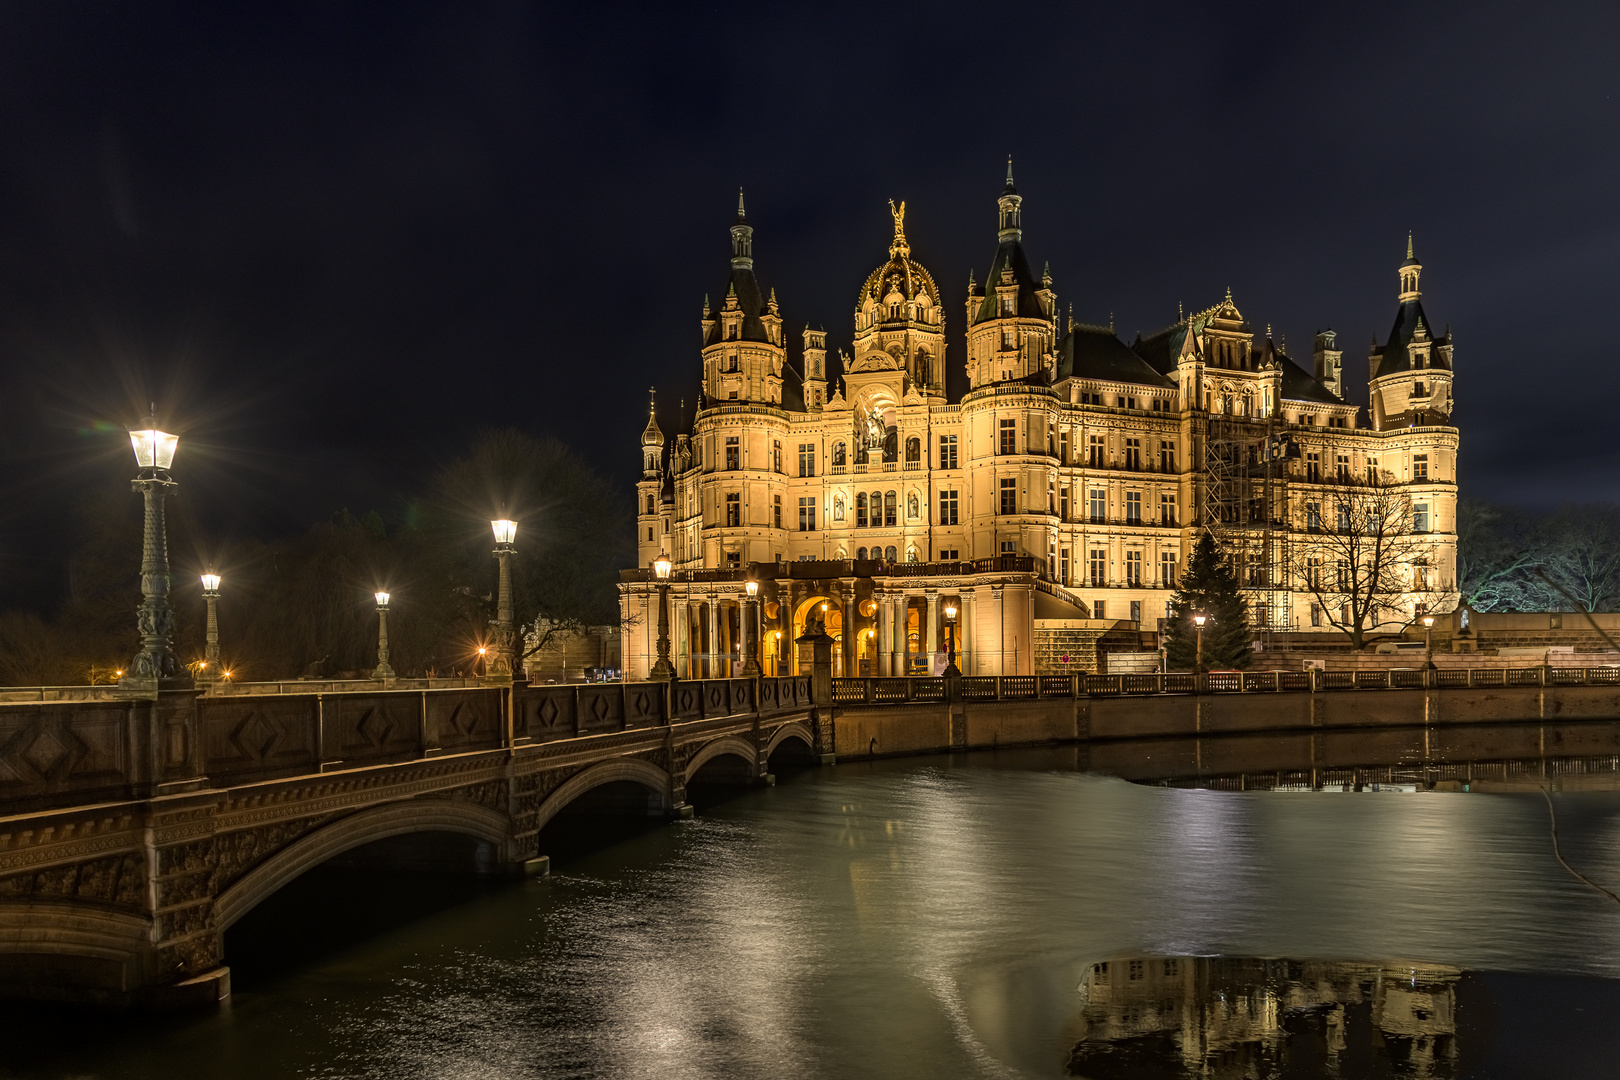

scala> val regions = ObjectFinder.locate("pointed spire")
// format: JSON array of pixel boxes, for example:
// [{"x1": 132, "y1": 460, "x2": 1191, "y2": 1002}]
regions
[
  {"x1": 1041, "y1": 260, "x2": 1052, "y2": 287},
  {"x1": 737, "y1": 188, "x2": 747, "y2": 221},
  {"x1": 1178, "y1": 300, "x2": 1184, "y2": 321},
  {"x1": 1225, "y1": 285, "x2": 1233, "y2": 302},
  {"x1": 1005, "y1": 155, "x2": 1015, "y2": 193},
  {"x1": 1406, "y1": 231, "x2": 1413, "y2": 260},
  {"x1": 702, "y1": 293, "x2": 711, "y2": 316},
  {"x1": 729, "y1": 189, "x2": 754, "y2": 270}
]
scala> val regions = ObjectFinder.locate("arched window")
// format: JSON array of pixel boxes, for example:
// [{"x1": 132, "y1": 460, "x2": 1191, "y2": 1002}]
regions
[
  {"x1": 645, "y1": 493, "x2": 654, "y2": 514},
  {"x1": 884, "y1": 491, "x2": 897, "y2": 527},
  {"x1": 857, "y1": 546, "x2": 868, "y2": 561},
  {"x1": 905, "y1": 436, "x2": 921, "y2": 462},
  {"x1": 871, "y1": 491, "x2": 883, "y2": 520},
  {"x1": 856, "y1": 492, "x2": 868, "y2": 527},
  {"x1": 885, "y1": 545, "x2": 897, "y2": 562},
  {"x1": 831, "y1": 441, "x2": 846, "y2": 467}
]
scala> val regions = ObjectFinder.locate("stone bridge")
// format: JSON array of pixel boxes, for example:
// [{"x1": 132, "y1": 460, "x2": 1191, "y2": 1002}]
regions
[{"x1": 0, "y1": 675, "x2": 821, "y2": 1006}]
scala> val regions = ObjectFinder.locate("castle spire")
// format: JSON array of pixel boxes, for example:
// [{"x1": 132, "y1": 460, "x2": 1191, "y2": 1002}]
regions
[
  {"x1": 730, "y1": 189, "x2": 754, "y2": 270},
  {"x1": 1398, "y1": 233, "x2": 1422, "y2": 302},
  {"x1": 996, "y1": 159, "x2": 1023, "y2": 243}
]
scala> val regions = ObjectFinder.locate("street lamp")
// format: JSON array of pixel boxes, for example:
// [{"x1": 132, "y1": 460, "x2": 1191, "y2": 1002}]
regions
[
  {"x1": 943, "y1": 601, "x2": 961, "y2": 676},
  {"x1": 741, "y1": 577, "x2": 762, "y2": 677},
  {"x1": 1422, "y1": 614, "x2": 1436, "y2": 670},
  {"x1": 200, "y1": 573, "x2": 222, "y2": 683},
  {"x1": 489, "y1": 518, "x2": 517, "y2": 680},
  {"x1": 1193, "y1": 613, "x2": 1207, "y2": 675},
  {"x1": 650, "y1": 552, "x2": 674, "y2": 680},
  {"x1": 373, "y1": 591, "x2": 395, "y2": 680},
  {"x1": 122, "y1": 411, "x2": 189, "y2": 689}
]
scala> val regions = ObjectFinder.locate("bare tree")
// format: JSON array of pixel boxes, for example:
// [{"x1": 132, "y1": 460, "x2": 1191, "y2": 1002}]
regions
[
  {"x1": 1289, "y1": 476, "x2": 1451, "y2": 649},
  {"x1": 1521, "y1": 505, "x2": 1620, "y2": 612}
]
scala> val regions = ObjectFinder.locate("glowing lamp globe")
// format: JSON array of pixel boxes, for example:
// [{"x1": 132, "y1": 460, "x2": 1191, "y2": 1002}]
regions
[
  {"x1": 375, "y1": 591, "x2": 391, "y2": 608},
  {"x1": 1193, "y1": 614, "x2": 1206, "y2": 628},
  {"x1": 745, "y1": 580, "x2": 759, "y2": 598},
  {"x1": 200, "y1": 573, "x2": 221, "y2": 594},
  {"x1": 653, "y1": 554, "x2": 672, "y2": 580},
  {"x1": 492, "y1": 519, "x2": 517, "y2": 545},
  {"x1": 129, "y1": 426, "x2": 179, "y2": 470},
  {"x1": 944, "y1": 603, "x2": 957, "y2": 621}
]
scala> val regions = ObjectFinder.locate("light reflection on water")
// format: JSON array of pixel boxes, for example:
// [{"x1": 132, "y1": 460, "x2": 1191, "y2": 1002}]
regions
[{"x1": 6, "y1": 748, "x2": 1620, "y2": 1078}]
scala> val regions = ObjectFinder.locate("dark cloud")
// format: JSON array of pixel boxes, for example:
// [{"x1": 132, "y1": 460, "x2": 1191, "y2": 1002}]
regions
[{"x1": 0, "y1": 0, "x2": 1616, "y2": 611}]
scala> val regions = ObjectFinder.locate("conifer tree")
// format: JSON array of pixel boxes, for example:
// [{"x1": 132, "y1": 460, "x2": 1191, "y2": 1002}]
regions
[{"x1": 1164, "y1": 532, "x2": 1253, "y2": 671}]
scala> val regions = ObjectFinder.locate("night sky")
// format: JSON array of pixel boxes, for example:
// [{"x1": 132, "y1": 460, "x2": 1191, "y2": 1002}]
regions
[{"x1": 1, "y1": 2, "x2": 1616, "y2": 612}]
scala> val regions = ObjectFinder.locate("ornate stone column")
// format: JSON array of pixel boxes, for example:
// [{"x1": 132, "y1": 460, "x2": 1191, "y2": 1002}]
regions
[
  {"x1": 925, "y1": 589, "x2": 940, "y2": 670},
  {"x1": 707, "y1": 595, "x2": 721, "y2": 679},
  {"x1": 963, "y1": 588, "x2": 978, "y2": 676},
  {"x1": 874, "y1": 590, "x2": 890, "y2": 676}
]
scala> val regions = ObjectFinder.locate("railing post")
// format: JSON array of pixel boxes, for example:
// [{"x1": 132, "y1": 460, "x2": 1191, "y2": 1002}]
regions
[
  {"x1": 995, "y1": 676, "x2": 1004, "y2": 701},
  {"x1": 864, "y1": 678, "x2": 874, "y2": 704},
  {"x1": 1466, "y1": 667, "x2": 1474, "y2": 689},
  {"x1": 1308, "y1": 669, "x2": 1320, "y2": 694}
]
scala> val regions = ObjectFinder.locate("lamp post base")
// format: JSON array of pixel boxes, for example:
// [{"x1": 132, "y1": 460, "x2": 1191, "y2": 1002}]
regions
[{"x1": 372, "y1": 664, "x2": 396, "y2": 681}]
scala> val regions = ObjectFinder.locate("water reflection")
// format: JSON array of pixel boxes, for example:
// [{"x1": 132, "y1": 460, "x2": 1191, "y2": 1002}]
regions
[{"x1": 1069, "y1": 956, "x2": 1463, "y2": 1078}]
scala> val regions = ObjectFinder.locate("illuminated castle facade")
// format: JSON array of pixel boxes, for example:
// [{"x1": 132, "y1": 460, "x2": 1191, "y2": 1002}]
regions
[{"x1": 618, "y1": 171, "x2": 1459, "y2": 679}]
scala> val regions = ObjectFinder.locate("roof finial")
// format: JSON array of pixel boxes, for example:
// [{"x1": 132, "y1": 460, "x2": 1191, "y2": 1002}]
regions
[
  {"x1": 1225, "y1": 285, "x2": 1233, "y2": 303},
  {"x1": 1006, "y1": 156, "x2": 1014, "y2": 185},
  {"x1": 737, "y1": 188, "x2": 747, "y2": 221},
  {"x1": 1108, "y1": 310, "x2": 1114, "y2": 333},
  {"x1": 1406, "y1": 231, "x2": 1413, "y2": 259},
  {"x1": 888, "y1": 198, "x2": 909, "y2": 258},
  {"x1": 1179, "y1": 300, "x2": 1184, "y2": 321}
]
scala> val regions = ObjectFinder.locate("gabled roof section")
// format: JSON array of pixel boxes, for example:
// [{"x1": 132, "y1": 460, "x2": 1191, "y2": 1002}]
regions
[
  {"x1": 1279, "y1": 354, "x2": 1341, "y2": 404},
  {"x1": 703, "y1": 267, "x2": 772, "y2": 346},
  {"x1": 969, "y1": 240, "x2": 1044, "y2": 325},
  {"x1": 1375, "y1": 299, "x2": 1450, "y2": 376},
  {"x1": 1059, "y1": 325, "x2": 1177, "y2": 388},
  {"x1": 1132, "y1": 322, "x2": 1191, "y2": 376}
]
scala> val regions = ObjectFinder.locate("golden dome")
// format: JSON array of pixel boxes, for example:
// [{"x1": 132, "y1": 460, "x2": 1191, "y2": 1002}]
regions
[{"x1": 855, "y1": 199, "x2": 941, "y2": 314}]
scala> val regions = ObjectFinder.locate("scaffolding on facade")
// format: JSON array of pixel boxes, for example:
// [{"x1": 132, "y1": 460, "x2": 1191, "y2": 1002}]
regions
[{"x1": 1201, "y1": 412, "x2": 1298, "y2": 645}]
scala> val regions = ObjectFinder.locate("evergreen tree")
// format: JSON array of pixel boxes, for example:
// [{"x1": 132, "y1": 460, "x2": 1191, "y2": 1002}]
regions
[{"x1": 1164, "y1": 533, "x2": 1253, "y2": 671}]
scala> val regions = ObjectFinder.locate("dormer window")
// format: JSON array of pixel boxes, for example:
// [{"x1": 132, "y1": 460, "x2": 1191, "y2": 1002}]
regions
[{"x1": 1002, "y1": 295, "x2": 1015, "y2": 316}]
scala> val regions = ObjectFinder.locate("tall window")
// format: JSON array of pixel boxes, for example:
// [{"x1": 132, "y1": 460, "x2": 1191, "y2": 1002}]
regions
[
  {"x1": 1123, "y1": 438, "x2": 1141, "y2": 470},
  {"x1": 1310, "y1": 603, "x2": 1322, "y2": 627},
  {"x1": 1306, "y1": 501, "x2": 1321, "y2": 530},
  {"x1": 1414, "y1": 503, "x2": 1430, "y2": 532},
  {"x1": 798, "y1": 443, "x2": 816, "y2": 477},
  {"x1": 831, "y1": 441, "x2": 846, "y2": 468},
  {"x1": 725, "y1": 493, "x2": 740, "y2": 526},
  {"x1": 856, "y1": 492, "x2": 869, "y2": 527},
  {"x1": 1366, "y1": 457, "x2": 1380, "y2": 483},
  {"x1": 1306, "y1": 556, "x2": 1322, "y2": 589},
  {"x1": 773, "y1": 494, "x2": 782, "y2": 529},
  {"x1": 1159, "y1": 441, "x2": 1176, "y2": 472},
  {"x1": 939, "y1": 490, "x2": 959, "y2": 525},
  {"x1": 1092, "y1": 600, "x2": 1106, "y2": 620},
  {"x1": 1060, "y1": 488, "x2": 1070, "y2": 521},
  {"x1": 774, "y1": 440, "x2": 783, "y2": 473},
  {"x1": 1059, "y1": 430, "x2": 1069, "y2": 462},
  {"x1": 1414, "y1": 557, "x2": 1431, "y2": 588},
  {"x1": 1337, "y1": 505, "x2": 1351, "y2": 531},
  {"x1": 883, "y1": 491, "x2": 897, "y2": 527},
  {"x1": 1089, "y1": 549, "x2": 1106, "y2": 586},
  {"x1": 1160, "y1": 551, "x2": 1178, "y2": 587},
  {"x1": 645, "y1": 493, "x2": 655, "y2": 514},
  {"x1": 1159, "y1": 492, "x2": 1177, "y2": 526},
  {"x1": 999, "y1": 478, "x2": 1017, "y2": 515},
  {"x1": 1125, "y1": 550, "x2": 1142, "y2": 585},
  {"x1": 905, "y1": 437, "x2": 921, "y2": 463},
  {"x1": 798, "y1": 496, "x2": 816, "y2": 532},
  {"x1": 1306, "y1": 452, "x2": 1321, "y2": 482},
  {"x1": 725, "y1": 436, "x2": 739, "y2": 470},
  {"x1": 1130, "y1": 600, "x2": 1142, "y2": 623},
  {"x1": 1089, "y1": 435, "x2": 1105, "y2": 467},
  {"x1": 938, "y1": 434, "x2": 958, "y2": 469},
  {"x1": 1336, "y1": 453, "x2": 1349, "y2": 481},
  {"x1": 1125, "y1": 492, "x2": 1142, "y2": 523},
  {"x1": 999, "y1": 418, "x2": 1017, "y2": 455},
  {"x1": 1060, "y1": 548, "x2": 1070, "y2": 584},
  {"x1": 1413, "y1": 454, "x2": 1429, "y2": 480},
  {"x1": 1089, "y1": 488, "x2": 1105, "y2": 523}
]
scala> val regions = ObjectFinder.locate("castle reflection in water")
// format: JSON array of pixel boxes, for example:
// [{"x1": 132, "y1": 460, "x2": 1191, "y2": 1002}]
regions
[{"x1": 1070, "y1": 956, "x2": 1462, "y2": 1078}]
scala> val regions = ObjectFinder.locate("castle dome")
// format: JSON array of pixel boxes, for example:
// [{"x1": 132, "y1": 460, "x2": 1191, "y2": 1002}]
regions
[{"x1": 855, "y1": 199, "x2": 941, "y2": 318}]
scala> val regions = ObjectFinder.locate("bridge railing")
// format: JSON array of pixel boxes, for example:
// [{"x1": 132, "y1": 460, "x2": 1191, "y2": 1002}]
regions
[{"x1": 828, "y1": 665, "x2": 1620, "y2": 702}]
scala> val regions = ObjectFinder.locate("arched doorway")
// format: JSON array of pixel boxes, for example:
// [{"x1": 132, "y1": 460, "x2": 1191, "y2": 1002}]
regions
[{"x1": 791, "y1": 594, "x2": 846, "y2": 676}]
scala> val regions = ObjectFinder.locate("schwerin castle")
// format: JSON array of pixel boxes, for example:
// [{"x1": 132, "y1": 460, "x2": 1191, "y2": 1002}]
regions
[{"x1": 618, "y1": 167, "x2": 1458, "y2": 680}]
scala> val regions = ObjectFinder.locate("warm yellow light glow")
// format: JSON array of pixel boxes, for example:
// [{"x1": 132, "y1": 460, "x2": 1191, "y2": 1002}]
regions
[
  {"x1": 115, "y1": 669, "x2": 123, "y2": 677},
  {"x1": 653, "y1": 553, "x2": 672, "y2": 579},
  {"x1": 491, "y1": 519, "x2": 517, "y2": 545},
  {"x1": 745, "y1": 580, "x2": 759, "y2": 597},
  {"x1": 944, "y1": 603, "x2": 957, "y2": 621},
  {"x1": 129, "y1": 427, "x2": 179, "y2": 470},
  {"x1": 201, "y1": 573, "x2": 221, "y2": 593},
  {"x1": 820, "y1": 603, "x2": 828, "y2": 612},
  {"x1": 198, "y1": 661, "x2": 207, "y2": 669},
  {"x1": 375, "y1": 591, "x2": 391, "y2": 607},
  {"x1": 478, "y1": 646, "x2": 487, "y2": 655},
  {"x1": 1423, "y1": 616, "x2": 1435, "y2": 628},
  {"x1": 1194, "y1": 614, "x2": 1206, "y2": 627},
  {"x1": 222, "y1": 670, "x2": 232, "y2": 679}
]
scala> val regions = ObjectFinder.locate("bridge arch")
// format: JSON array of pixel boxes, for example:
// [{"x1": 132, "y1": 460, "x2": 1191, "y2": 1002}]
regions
[
  {"x1": 765, "y1": 721, "x2": 816, "y2": 758},
  {"x1": 683, "y1": 735, "x2": 759, "y2": 783},
  {"x1": 533, "y1": 757, "x2": 672, "y2": 833},
  {"x1": 0, "y1": 900, "x2": 152, "y2": 1001},
  {"x1": 214, "y1": 799, "x2": 513, "y2": 931}
]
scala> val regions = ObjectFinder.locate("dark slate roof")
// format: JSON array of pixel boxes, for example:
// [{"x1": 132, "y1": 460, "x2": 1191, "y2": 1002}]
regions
[
  {"x1": 1059, "y1": 325, "x2": 1177, "y2": 388},
  {"x1": 1131, "y1": 322, "x2": 1190, "y2": 377},
  {"x1": 703, "y1": 266, "x2": 772, "y2": 345},
  {"x1": 1279, "y1": 355, "x2": 1341, "y2": 404},
  {"x1": 779, "y1": 352, "x2": 806, "y2": 412},
  {"x1": 969, "y1": 240, "x2": 1044, "y2": 325},
  {"x1": 1375, "y1": 298, "x2": 1450, "y2": 376}
]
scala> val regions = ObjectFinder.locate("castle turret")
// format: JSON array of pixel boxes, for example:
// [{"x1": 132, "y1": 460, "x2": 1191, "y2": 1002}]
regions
[
  {"x1": 803, "y1": 327, "x2": 828, "y2": 410},
  {"x1": 636, "y1": 392, "x2": 667, "y2": 568},
  {"x1": 1368, "y1": 236, "x2": 1454, "y2": 430},
  {"x1": 702, "y1": 191, "x2": 787, "y2": 405},
  {"x1": 965, "y1": 159, "x2": 1058, "y2": 388},
  {"x1": 1313, "y1": 329, "x2": 1343, "y2": 400}
]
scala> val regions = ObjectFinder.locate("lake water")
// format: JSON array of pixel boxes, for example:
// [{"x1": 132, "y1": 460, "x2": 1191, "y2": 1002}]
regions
[{"x1": 5, "y1": 745, "x2": 1620, "y2": 1078}]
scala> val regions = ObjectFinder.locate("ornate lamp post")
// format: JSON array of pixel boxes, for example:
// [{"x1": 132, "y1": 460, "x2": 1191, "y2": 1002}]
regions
[
  {"x1": 650, "y1": 553, "x2": 674, "y2": 680},
  {"x1": 943, "y1": 601, "x2": 961, "y2": 676},
  {"x1": 1193, "y1": 613, "x2": 1207, "y2": 676},
  {"x1": 1422, "y1": 614, "x2": 1436, "y2": 671},
  {"x1": 489, "y1": 518, "x2": 517, "y2": 680},
  {"x1": 373, "y1": 591, "x2": 395, "y2": 680},
  {"x1": 122, "y1": 414, "x2": 190, "y2": 689},
  {"x1": 741, "y1": 578, "x2": 762, "y2": 677},
  {"x1": 199, "y1": 573, "x2": 222, "y2": 682}
]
